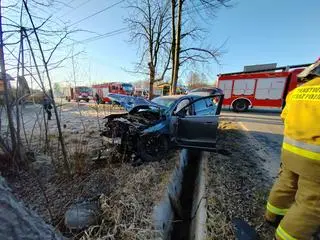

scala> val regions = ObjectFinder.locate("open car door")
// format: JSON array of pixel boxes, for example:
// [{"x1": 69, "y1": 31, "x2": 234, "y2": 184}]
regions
[{"x1": 173, "y1": 94, "x2": 224, "y2": 151}]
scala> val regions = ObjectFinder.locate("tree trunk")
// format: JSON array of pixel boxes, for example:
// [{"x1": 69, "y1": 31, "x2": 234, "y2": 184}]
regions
[
  {"x1": 0, "y1": 2, "x2": 18, "y2": 164},
  {"x1": 46, "y1": 68, "x2": 70, "y2": 175},
  {"x1": 170, "y1": 0, "x2": 176, "y2": 93},
  {"x1": 23, "y1": 29, "x2": 50, "y2": 154},
  {"x1": 171, "y1": 0, "x2": 182, "y2": 95},
  {"x1": 15, "y1": 30, "x2": 25, "y2": 163},
  {"x1": 22, "y1": 1, "x2": 71, "y2": 176},
  {"x1": 148, "y1": 62, "x2": 155, "y2": 100}
]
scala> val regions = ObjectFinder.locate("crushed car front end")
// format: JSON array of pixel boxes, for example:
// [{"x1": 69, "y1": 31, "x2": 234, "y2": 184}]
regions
[{"x1": 101, "y1": 95, "x2": 171, "y2": 162}]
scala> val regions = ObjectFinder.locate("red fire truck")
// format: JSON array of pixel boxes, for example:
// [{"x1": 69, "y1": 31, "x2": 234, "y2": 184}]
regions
[
  {"x1": 63, "y1": 86, "x2": 92, "y2": 102},
  {"x1": 92, "y1": 82, "x2": 134, "y2": 103},
  {"x1": 217, "y1": 63, "x2": 311, "y2": 112}
]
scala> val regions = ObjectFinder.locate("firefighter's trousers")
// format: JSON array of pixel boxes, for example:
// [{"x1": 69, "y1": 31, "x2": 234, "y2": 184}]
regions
[{"x1": 265, "y1": 149, "x2": 320, "y2": 240}]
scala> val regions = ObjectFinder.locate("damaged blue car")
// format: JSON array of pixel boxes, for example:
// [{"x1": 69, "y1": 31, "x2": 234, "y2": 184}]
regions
[{"x1": 101, "y1": 92, "x2": 224, "y2": 163}]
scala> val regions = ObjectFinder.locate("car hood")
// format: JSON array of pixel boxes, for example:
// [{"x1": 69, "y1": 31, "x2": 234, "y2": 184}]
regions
[{"x1": 107, "y1": 93, "x2": 166, "y2": 113}]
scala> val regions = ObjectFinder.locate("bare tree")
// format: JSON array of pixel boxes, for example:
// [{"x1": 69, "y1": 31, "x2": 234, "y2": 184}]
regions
[
  {"x1": 0, "y1": 1, "x2": 18, "y2": 163},
  {"x1": 186, "y1": 71, "x2": 208, "y2": 89},
  {"x1": 126, "y1": 0, "x2": 171, "y2": 99},
  {"x1": 22, "y1": 0, "x2": 71, "y2": 175},
  {"x1": 0, "y1": 0, "x2": 77, "y2": 173},
  {"x1": 170, "y1": 0, "x2": 232, "y2": 94}
]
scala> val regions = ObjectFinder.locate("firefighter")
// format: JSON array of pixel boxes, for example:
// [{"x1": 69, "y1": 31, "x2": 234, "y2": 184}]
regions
[
  {"x1": 95, "y1": 92, "x2": 100, "y2": 104},
  {"x1": 43, "y1": 94, "x2": 52, "y2": 120},
  {"x1": 265, "y1": 60, "x2": 320, "y2": 240}
]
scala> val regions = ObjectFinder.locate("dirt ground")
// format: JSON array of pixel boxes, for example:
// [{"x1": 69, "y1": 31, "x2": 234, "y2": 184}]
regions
[
  {"x1": 206, "y1": 121, "x2": 275, "y2": 240},
  {"x1": 3, "y1": 102, "x2": 277, "y2": 239},
  {"x1": 8, "y1": 156, "x2": 176, "y2": 239},
  {"x1": 4, "y1": 102, "x2": 177, "y2": 239}
]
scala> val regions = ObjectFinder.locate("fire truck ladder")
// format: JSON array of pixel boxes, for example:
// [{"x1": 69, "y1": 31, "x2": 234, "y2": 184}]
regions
[{"x1": 218, "y1": 63, "x2": 312, "y2": 76}]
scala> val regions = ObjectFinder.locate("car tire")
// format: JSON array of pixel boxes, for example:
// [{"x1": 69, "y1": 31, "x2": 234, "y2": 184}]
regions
[
  {"x1": 137, "y1": 135, "x2": 169, "y2": 162},
  {"x1": 86, "y1": 99, "x2": 89, "y2": 102},
  {"x1": 232, "y1": 99, "x2": 249, "y2": 112}
]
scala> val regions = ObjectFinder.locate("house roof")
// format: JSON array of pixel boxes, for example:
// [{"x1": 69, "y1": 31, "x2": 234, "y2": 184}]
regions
[{"x1": 0, "y1": 73, "x2": 14, "y2": 81}]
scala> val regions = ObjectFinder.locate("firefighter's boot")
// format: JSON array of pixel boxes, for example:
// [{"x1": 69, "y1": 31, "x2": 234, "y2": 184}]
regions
[{"x1": 266, "y1": 164, "x2": 320, "y2": 239}]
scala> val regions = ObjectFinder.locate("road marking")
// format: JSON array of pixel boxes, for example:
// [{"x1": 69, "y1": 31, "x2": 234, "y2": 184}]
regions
[
  {"x1": 238, "y1": 121, "x2": 249, "y2": 131},
  {"x1": 237, "y1": 121, "x2": 278, "y2": 178}
]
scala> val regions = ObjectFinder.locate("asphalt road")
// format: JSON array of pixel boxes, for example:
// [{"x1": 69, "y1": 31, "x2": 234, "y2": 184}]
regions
[{"x1": 221, "y1": 109, "x2": 284, "y2": 179}]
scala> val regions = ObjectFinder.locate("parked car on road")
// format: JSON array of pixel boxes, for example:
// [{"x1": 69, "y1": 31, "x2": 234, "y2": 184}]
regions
[
  {"x1": 189, "y1": 87, "x2": 224, "y2": 96},
  {"x1": 101, "y1": 92, "x2": 224, "y2": 163}
]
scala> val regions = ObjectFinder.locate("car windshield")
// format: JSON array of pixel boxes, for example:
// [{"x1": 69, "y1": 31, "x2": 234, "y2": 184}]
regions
[
  {"x1": 79, "y1": 87, "x2": 91, "y2": 93},
  {"x1": 122, "y1": 84, "x2": 133, "y2": 92},
  {"x1": 151, "y1": 97, "x2": 177, "y2": 108}
]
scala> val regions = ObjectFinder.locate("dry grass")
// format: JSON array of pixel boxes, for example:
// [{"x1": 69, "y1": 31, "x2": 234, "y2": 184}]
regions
[
  {"x1": 7, "y1": 102, "x2": 178, "y2": 239},
  {"x1": 68, "y1": 135, "x2": 89, "y2": 174},
  {"x1": 206, "y1": 121, "x2": 274, "y2": 240},
  {"x1": 80, "y1": 158, "x2": 176, "y2": 240},
  {"x1": 8, "y1": 143, "x2": 177, "y2": 240},
  {"x1": 84, "y1": 104, "x2": 126, "y2": 118}
]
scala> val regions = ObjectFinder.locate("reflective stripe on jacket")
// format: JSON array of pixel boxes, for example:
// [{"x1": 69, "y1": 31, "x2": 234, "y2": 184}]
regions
[
  {"x1": 281, "y1": 77, "x2": 320, "y2": 160},
  {"x1": 283, "y1": 136, "x2": 320, "y2": 161}
]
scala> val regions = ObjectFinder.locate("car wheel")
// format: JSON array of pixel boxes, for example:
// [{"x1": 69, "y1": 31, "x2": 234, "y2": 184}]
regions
[
  {"x1": 86, "y1": 99, "x2": 89, "y2": 102},
  {"x1": 233, "y1": 99, "x2": 249, "y2": 112},
  {"x1": 137, "y1": 135, "x2": 169, "y2": 162}
]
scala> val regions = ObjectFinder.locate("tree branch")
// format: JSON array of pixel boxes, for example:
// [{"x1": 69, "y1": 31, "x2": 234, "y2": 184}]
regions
[{"x1": 45, "y1": 32, "x2": 69, "y2": 64}]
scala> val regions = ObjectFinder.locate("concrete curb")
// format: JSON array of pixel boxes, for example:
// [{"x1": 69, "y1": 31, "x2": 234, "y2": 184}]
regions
[
  {"x1": 190, "y1": 151, "x2": 208, "y2": 240},
  {"x1": 152, "y1": 150, "x2": 208, "y2": 240},
  {"x1": 153, "y1": 149, "x2": 189, "y2": 239}
]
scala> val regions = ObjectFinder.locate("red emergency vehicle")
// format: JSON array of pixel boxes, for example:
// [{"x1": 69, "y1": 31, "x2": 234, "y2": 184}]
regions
[
  {"x1": 217, "y1": 64, "x2": 311, "y2": 112},
  {"x1": 63, "y1": 86, "x2": 92, "y2": 102},
  {"x1": 92, "y1": 82, "x2": 134, "y2": 103}
]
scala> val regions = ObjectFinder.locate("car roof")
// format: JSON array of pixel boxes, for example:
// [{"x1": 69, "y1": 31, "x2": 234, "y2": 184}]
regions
[
  {"x1": 190, "y1": 87, "x2": 220, "y2": 91},
  {"x1": 155, "y1": 95, "x2": 185, "y2": 99},
  {"x1": 155, "y1": 94, "x2": 214, "y2": 99}
]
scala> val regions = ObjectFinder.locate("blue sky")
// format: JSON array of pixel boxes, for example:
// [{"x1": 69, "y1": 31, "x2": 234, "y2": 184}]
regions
[
  {"x1": 28, "y1": 0, "x2": 320, "y2": 85},
  {"x1": 210, "y1": 0, "x2": 320, "y2": 74}
]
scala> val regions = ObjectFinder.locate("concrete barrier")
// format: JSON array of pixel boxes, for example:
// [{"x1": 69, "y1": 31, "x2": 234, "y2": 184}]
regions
[
  {"x1": 153, "y1": 149, "x2": 208, "y2": 240},
  {"x1": 190, "y1": 152, "x2": 208, "y2": 240}
]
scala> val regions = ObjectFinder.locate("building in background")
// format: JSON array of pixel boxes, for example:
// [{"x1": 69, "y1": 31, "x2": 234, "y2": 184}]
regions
[{"x1": 0, "y1": 73, "x2": 14, "y2": 93}]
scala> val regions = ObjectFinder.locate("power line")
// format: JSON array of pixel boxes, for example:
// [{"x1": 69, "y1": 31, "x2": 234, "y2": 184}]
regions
[
  {"x1": 59, "y1": 0, "x2": 96, "y2": 18},
  {"x1": 66, "y1": 0, "x2": 77, "y2": 6},
  {"x1": 85, "y1": 28, "x2": 128, "y2": 43},
  {"x1": 66, "y1": 27, "x2": 129, "y2": 47},
  {"x1": 78, "y1": 27, "x2": 128, "y2": 44},
  {"x1": 69, "y1": 0, "x2": 126, "y2": 27}
]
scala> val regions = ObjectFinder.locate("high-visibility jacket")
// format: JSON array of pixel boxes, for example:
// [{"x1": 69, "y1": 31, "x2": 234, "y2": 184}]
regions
[{"x1": 281, "y1": 77, "x2": 320, "y2": 180}]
